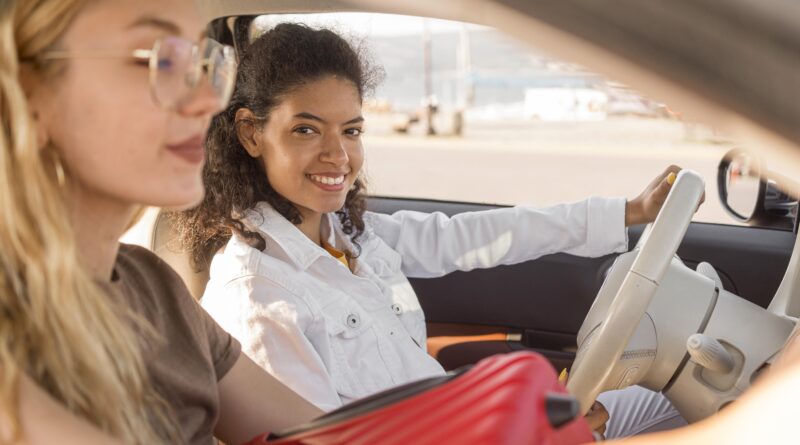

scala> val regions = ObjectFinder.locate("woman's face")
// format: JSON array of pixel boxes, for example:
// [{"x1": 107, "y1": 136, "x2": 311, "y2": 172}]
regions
[
  {"x1": 30, "y1": 0, "x2": 219, "y2": 209},
  {"x1": 244, "y1": 76, "x2": 365, "y2": 219}
]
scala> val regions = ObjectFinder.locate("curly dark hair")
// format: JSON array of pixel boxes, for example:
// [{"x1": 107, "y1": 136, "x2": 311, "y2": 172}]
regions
[{"x1": 173, "y1": 23, "x2": 382, "y2": 270}]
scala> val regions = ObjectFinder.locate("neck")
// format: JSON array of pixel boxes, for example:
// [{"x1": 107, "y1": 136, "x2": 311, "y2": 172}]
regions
[
  {"x1": 68, "y1": 184, "x2": 139, "y2": 282},
  {"x1": 295, "y1": 207, "x2": 324, "y2": 246}
]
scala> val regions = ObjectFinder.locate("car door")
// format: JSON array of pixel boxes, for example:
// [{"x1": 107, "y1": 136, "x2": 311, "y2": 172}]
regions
[
  {"x1": 201, "y1": 10, "x2": 798, "y2": 374},
  {"x1": 367, "y1": 196, "x2": 795, "y2": 372}
]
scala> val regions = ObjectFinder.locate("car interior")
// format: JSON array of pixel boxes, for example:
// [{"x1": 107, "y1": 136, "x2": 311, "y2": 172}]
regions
[{"x1": 121, "y1": 0, "x2": 800, "y2": 433}]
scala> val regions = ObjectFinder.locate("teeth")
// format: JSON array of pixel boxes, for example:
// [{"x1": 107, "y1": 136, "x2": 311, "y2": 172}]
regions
[{"x1": 310, "y1": 175, "x2": 345, "y2": 185}]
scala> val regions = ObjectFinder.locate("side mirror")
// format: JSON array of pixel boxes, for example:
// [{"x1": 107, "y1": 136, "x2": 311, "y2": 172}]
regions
[{"x1": 718, "y1": 149, "x2": 797, "y2": 230}]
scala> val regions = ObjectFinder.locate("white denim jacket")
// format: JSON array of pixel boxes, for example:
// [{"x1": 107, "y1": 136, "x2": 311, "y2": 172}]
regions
[{"x1": 201, "y1": 198, "x2": 628, "y2": 411}]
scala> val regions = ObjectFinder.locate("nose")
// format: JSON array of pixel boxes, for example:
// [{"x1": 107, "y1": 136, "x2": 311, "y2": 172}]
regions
[
  {"x1": 177, "y1": 76, "x2": 221, "y2": 119},
  {"x1": 320, "y1": 133, "x2": 350, "y2": 167}
]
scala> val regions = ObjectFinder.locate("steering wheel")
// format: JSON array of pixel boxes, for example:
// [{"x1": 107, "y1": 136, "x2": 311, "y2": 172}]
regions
[{"x1": 566, "y1": 170, "x2": 705, "y2": 414}]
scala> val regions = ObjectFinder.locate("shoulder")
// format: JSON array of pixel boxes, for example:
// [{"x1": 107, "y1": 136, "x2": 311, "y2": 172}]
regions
[
  {"x1": 116, "y1": 243, "x2": 202, "y2": 318},
  {"x1": 117, "y1": 242, "x2": 161, "y2": 264},
  {"x1": 361, "y1": 210, "x2": 386, "y2": 232},
  {"x1": 116, "y1": 242, "x2": 182, "y2": 284},
  {"x1": 203, "y1": 272, "x2": 320, "y2": 336},
  {"x1": 209, "y1": 235, "x2": 305, "y2": 293},
  {"x1": 204, "y1": 241, "x2": 319, "y2": 320}
]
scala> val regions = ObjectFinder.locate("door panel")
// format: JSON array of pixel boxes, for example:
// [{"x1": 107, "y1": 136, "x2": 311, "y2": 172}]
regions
[{"x1": 368, "y1": 196, "x2": 795, "y2": 369}]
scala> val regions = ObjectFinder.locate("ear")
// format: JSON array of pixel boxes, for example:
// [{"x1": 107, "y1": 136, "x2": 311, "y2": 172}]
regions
[
  {"x1": 235, "y1": 108, "x2": 262, "y2": 158},
  {"x1": 19, "y1": 64, "x2": 51, "y2": 151}
]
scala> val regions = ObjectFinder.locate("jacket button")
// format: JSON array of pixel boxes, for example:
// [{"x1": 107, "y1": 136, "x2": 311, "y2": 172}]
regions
[
  {"x1": 346, "y1": 313, "x2": 361, "y2": 328},
  {"x1": 391, "y1": 303, "x2": 403, "y2": 315}
]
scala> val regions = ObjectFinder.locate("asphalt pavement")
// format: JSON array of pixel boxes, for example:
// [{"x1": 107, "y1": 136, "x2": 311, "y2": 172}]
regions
[{"x1": 363, "y1": 116, "x2": 735, "y2": 225}]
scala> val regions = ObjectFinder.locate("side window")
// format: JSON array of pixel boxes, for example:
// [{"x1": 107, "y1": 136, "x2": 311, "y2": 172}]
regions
[{"x1": 252, "y1": 13, "x2": 739, "y2": 225}]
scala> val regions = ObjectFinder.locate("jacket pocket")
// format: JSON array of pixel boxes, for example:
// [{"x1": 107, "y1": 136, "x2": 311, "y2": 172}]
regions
[{"x1": 322, "y1": 304, "x2": 394, "y2": 400}]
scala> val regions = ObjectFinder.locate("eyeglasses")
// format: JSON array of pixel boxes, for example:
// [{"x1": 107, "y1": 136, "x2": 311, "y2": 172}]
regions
[{"x1": 37, "y1": 37, "x2": 236, "y2": 112}]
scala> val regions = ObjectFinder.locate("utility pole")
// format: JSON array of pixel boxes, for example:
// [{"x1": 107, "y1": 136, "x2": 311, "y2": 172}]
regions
[
  {"x1": 455, "y1": 23, "x2": 474, "y2": 136},
  {"x1": 422, "y1": 19, "x2": 436, "y2": 135}
]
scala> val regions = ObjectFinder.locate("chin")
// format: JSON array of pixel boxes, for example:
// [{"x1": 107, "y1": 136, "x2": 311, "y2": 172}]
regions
[
  {"x1": 312, "y1": 198, "x2": 349, "y2": 215},
  {"x1": 148, "y1": 185, "x2": 205, "y2": 211},
  {"x1": 165, "y1": 195, "x2": 205, "y2": 211}
]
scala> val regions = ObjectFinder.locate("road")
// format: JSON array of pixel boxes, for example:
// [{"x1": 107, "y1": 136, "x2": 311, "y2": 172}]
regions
[{"x1": 362, "y1": 116, "x2": 735, "y2": 225}]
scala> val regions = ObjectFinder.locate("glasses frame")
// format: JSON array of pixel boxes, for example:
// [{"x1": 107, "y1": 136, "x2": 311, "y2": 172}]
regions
[{"x1": 36, "y1": 37, "x2": 235, "y2": 111}]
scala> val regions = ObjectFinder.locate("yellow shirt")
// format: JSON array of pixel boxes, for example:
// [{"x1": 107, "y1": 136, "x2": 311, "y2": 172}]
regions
[{"x1": 322, "y1": 241, "x2": 350, "y2": 271}]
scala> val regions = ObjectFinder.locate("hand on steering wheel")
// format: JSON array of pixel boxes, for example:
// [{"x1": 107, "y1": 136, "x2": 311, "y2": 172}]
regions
[
  {"x1": 567, "y1": 170, "x2": 705, "y2": 414},
  {"x1": 626, "y1": 165, "x2": 706, "y2": 226}
]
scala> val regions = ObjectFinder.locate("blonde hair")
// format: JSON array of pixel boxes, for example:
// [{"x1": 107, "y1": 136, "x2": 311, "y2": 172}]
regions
[{"x1": 0, "y1": 1, "x2": 180, "y2": 443}]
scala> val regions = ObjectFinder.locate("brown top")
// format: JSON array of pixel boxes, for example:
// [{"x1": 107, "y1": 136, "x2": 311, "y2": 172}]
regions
[{"x1": 102, "y1": 244, "x2": 241, "y2": 445}]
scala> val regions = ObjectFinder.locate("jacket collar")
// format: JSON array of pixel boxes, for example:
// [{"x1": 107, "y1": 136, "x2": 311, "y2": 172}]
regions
[{"x1": 243, "y1": 202, "x2": 356, "y2": 270}]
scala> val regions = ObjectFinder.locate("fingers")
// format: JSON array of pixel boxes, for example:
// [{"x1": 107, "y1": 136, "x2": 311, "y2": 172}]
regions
[
  {"x1": 656, "y1": 172, "x2": 673, "y2": 196},
  {"x1": 584, "y1": 401, "x2": 610, "y2": 432},
  {"x1": 633, "y1": 165, "x2": 708, "y2": 224},
  {"x1": 663, "y1": 165, "x2": 681, "y2": 185},
  {"x1": 655, "y1": 165, "x2": 707, "y2": 215},
  {"x1": 694, "y1": 190, "x2": 707, "y2": 213},
  {"x1": 593, "y1": 401, "x2": 609, "y2": 424},
  {"x1": 647, "y1": 173, "x2": 673, "y2": 216},
  {"x1": 558, "y1": 368, "x2": 569, "y2": 384},
  {"x1": 658, "y1": 164, "x2": 681, "y2": 184},
  {"x1": 657, "y1": 165, "x2": 681, "y2": 193}
]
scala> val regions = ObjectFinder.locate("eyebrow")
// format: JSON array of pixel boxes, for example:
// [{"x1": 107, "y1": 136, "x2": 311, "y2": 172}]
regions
[
  {"x1": 294, "y1": 112, "x2": 365, "y2": 125},
  {"x1": 127, "y1": 16, "x2": 182, "y2": 35}
]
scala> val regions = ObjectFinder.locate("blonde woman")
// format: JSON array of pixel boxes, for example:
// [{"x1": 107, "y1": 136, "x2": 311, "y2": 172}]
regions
[{"x1": 0, "y1": 1, "x2": 320, "y2": 444}]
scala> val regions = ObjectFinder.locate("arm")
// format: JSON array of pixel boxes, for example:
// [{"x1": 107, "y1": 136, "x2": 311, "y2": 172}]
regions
[
  {"x1": 1, "y1": 374, "x2": 122, "y2": 445},
  {"x1": 368, "y1": 165, "x2": 684, "y2": 279},
  {"x1": 209, "y1": 276, "x2": 335, "y2": 442},
  {"x1": 367, "y1": 197, "x2": 627, "y2": 278},
  {"x1": 214, "y1": 354, "x2": 323, "y2": 444}
]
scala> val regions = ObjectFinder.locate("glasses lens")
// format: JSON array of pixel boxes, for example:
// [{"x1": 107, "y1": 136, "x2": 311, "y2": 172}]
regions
[
  {"x1": 200, "y1": 39, "x2": 237, "y2": 111},
  {"x1": 150, "y1": 37, "x2": 236, "y2": 111},
  {"x1": 152, "y1": 37, "x2": 200, "y2": 108}
]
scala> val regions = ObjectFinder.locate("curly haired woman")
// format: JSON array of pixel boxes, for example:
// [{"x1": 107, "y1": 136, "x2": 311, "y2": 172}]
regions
[{"x1": 177, "y1": 22, "x2": 688, "y2": 439}]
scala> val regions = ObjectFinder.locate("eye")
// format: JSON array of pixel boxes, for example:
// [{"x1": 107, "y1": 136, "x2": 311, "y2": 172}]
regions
[
  {"x1": 157, "y1": 57, "x2": 175, "y2": 71},
  {"x1": 345, "y1": 127, "x2": 363, "y2": 137},
  {"x1": 293, "y1": 126, "x2": 317, "y2": 136}
]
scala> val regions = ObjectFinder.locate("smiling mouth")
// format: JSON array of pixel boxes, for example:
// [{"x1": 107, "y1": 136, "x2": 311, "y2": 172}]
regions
[{"x1": 307, "y1": 174, "x2": 346, "y2": 185}]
